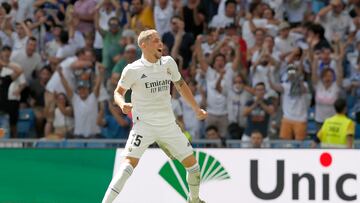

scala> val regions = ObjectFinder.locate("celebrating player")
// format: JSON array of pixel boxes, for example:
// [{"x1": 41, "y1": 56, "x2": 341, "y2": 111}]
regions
[{"x1": 102, "y1": 29, "x2": 207, "y2": 203}]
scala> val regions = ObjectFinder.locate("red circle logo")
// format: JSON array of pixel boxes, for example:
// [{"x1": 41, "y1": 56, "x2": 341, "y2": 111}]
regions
[{"x1": 320, "y1": 152, "x2": 332, "y2": 167}]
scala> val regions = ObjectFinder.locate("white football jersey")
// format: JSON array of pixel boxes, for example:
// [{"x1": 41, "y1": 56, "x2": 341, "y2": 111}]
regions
[{"x1": 118, "y1": 55, "x2": 181, "y2": 126}]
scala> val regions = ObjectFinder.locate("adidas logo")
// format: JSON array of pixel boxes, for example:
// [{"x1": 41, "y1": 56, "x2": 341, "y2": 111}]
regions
[
  {"x1": 159, "y1": 151, "x2": 230, "y2": 200},
  {"x1": 141, "y1": 74, "x2": 147, "y2": 79}
]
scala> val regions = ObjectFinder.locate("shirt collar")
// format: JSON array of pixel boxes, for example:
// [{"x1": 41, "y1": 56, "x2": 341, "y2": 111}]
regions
[{"x1": 141, "y1": 55, "x2": 161, "y2": 66}]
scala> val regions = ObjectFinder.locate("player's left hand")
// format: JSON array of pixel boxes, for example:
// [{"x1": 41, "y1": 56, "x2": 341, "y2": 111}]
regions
[{"x1": 195, "y1": 108, "x2": 207, "y2": 120}]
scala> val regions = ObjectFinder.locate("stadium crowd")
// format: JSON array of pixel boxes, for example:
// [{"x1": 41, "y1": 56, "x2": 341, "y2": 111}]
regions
[{"x1": 0, "y1": 0, "x2": 359, "y2": 148}]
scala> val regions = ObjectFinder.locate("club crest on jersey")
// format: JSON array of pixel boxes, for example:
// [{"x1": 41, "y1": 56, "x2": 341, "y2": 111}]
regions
[{"x1": 141, "y1": 74, "x2": 147, "y2": 79}]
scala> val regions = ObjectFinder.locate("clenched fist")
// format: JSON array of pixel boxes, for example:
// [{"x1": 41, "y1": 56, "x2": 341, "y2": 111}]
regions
[{"x1": 121, "y1": 103, "x2": 133, "y2": 114}]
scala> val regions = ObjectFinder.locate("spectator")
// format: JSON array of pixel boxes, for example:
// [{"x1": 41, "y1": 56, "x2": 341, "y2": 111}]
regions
[
  {"x1": 74, "y1": 0, "x2": 97, "y2": 34},
  {"x1": 205, "y1": 125, "x2": 222, "y2": 148},
  {"x1": 274, "y1": 22, "x2": 303, "y2": 60},
  {"x1": 250, "y1": 130, "x2": 264, "y2": 148},
  {"x1": 45, "y1": 24, "x2": 62, "y2": 61},
  {"x1": 130, "y1": 0, "x2": 155, "y2": 34},
  {"x1": 209, "y1": 0, "x2": 236, "y2": 29},
  {"x1": 316, "y1": 0, "x2": 356, "y2": 42},
  {"x1": 27, "y1": 8, "x2": 47, "y2": 52},
  {"x1": 10, "y1": 22, "x2": 33, "y2": 51},
  {"x1": 0, "y1": 2, "x2": 13, "y2": 47},
  {"x1": 248, "y1": 28, "x2": 265, "y2": 58},
  {"x1": 48, "y1": 29, "x2": 77, "y2": 66},
  {"x1": 283, "y1": 0, "x2": 309, "y2": 27},
  {"x1": 179, "y1": 79, "x2": 206, "y2": 139},
  {"x1": 93, "y1": 0, "x2": 120, "y2": 62},
  {"x1": 154, "y1": 0, "x2": 174, "y2": 37},
  {"x1": 250, "y1": 45, "x2": 278, "y2": 97},
  {"x1": 97, "y1": 100, "x2": 131, "y2": 139},
  {"x1": 226, "y1": 73, "x2": 252, "y2": 139},
  {"x1": 243, "y1": 82, "x2": 274, "y2": 143},
  {"x1": 95, "y1": 10, "x2": 123, "y2": 78},
  {"x1": 58, "y1": 63, "x2": 104, "y2": 138},
  {"x1": 0, "y1": 47, "x2": 23, "y2": 138},
  {"x1": 180, "y1": 0, "x2": 206, "y2": 37},
  {"x1": 200, "y1": 28, "x2": 219, "y2": 56},
  {"x1": 251, "y1": 35, "x2": 280, "y2": 66},
  {"x1": 1, "y1": 46, "x2": 26, "y2": 138},
  {"x1": 50, "y1": 92, "x2": 74, "y2": 139},
  {"x1": 29, "y1": 66, "x2": 52, "y2": 137},
  {"x1": 311, "y1": 52, "x2": 343, "y2": 130},
  {"x1": 242, "y1": 2, "x2": 267, "y2": 48},
  {"x1": 14, "y1": 0, "x2": 35, "y2": 23},
  {"x1": 307, "y1": 23, "x2": 331, "y2": 51},
  {"x1": 10, "y1": 37, "x2": 42, "y2": 84},
  {"x1": 269, "y1": 64, "x2": 309, "y2": 141},
  {"x1": 314, "y1": 98, "x2": 355, "y2": 148},
  {"x1": 162, "y1": 16, "x2": 194, "y2": 69},
  {"x1": 262, "y1": 6, "x2": 280, "y2": 36},
  {"x1": 195, "y1": 36, "x2": 229, "y2": 138}
]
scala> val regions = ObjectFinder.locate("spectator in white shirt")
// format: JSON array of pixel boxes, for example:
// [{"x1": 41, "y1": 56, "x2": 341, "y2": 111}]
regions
[
  {"x1": 317, "y1": 0, "x2": 356, "y2": 42},
  {"x1": 209, "y1": 0, "x2": 236, "y2": 29},
  {"x1": 275, "y1": 21, "x2": 303, "y2": 60},
  {"x1": 269, "y1": 64, "x2": 309, "y2": 141},
  {"x1": 10, "y1": 21, "x2": 33, "y2": 51},
  {"x1": 241, "y1": 2, "x2": 267, "y2": 48},
  {"x1": 58, "y1": 63, "x2": 104, "y2": 138},
  {"x1": 195, "y1": 35, "x2": 228, "y2": 137},
  {"x1": 10, "y1": 37, "x2": 42, "y2": 84},
  {"x1": 154, "y1": 0, "x2": 173, "y2": 37},
  {"x1": 311, "y1": 52, "x2": 343, "y2": 129}
]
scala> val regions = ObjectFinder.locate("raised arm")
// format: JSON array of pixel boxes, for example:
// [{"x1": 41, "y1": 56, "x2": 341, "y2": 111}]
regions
[
  {"x1": 316, "y1": 4, "x2": 333, "y2": 20},
  {"x1": 311, "y1": 54, "x2": 320, "y2": 86},
  {"x1": 267, "y1": 70, "x2": 284, "y2": 93},
  {"x1": 332, "y1": 35, "x2": 344, "y2": 86},
  {"x1": 194, "y1": 35, "x2": 209, "y2": 72},
  {"x1": 94, "y1": 8, "x2": 107, "y2": 37},
  {"x1": 6, "y1": 62, "x2": 23, "y2": 80},
  {"x1": 93, "y1": 63, "x2": 105, "y2": 98},
  {"x1": 171, "y1": 20, "x2": 185, "y2": 58},
  {"x1": 57, "y1": 67, "x2": 73, "y2": 99},
  {"x1": 21, "y1": 21, "x2": 32, "y2": 37}
]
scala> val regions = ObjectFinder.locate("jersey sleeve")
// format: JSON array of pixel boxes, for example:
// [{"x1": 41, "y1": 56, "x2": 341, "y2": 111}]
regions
[
  {"x1": 347, "y1": 121, "x2": 355, "y2": 136},
  {"x1": 117, "y1": 65, "x2": 136, "y2": 90},
  {"x1": 167, "y1": 56, "x2": 182, "y2": 82}
]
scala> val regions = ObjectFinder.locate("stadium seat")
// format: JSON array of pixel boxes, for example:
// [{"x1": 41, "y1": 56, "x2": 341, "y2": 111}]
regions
[
  {"x1": 355, "y1": 124, "x2": 360, "y2": 140},
  {"x1": 17, "y1": 108, "x2": 36, "y2": 138},
  {"x1": 0, "y1": 114, "x2": 10, "y2": 139}
]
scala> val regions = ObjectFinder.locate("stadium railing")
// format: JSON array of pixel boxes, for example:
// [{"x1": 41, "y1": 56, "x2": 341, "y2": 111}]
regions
[{"x1": 0, "y1": 139, "x2": 359, "y2": 149}]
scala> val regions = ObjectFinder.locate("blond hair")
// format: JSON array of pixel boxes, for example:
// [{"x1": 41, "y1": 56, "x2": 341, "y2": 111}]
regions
[{"x1": 137, "y1": 29, "x2": 158, "y2": 47}]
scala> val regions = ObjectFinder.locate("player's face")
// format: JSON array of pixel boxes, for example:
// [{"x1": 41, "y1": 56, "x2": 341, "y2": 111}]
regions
[{"x1": 146, "y1": 33, "x2": 163, "y2": 59}]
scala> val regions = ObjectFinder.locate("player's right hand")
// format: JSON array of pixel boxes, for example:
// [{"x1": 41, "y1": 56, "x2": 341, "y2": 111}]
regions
[{"x1": 121, "y1": 103, "x2": 133, "y2": 114}]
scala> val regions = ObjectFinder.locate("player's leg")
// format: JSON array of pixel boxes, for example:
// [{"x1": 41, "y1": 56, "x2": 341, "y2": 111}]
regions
[
  {"x1": 156, "y1": 123, "x2": 204, "y2": 203},
  {"x1": 102, "y1": 157, "x2": 138, "y2": 203},
  {"x1": 182, "y1": 155, "x2": 203, "y2": 203},
  {"x1": 102, "y1": 126, "x2": 154, "y2": 203}
]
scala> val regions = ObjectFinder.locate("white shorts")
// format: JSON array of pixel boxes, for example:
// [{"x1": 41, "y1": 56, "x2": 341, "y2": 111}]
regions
[{"x1": 121, "y1": 119, "x2": 194, "y2": 162}]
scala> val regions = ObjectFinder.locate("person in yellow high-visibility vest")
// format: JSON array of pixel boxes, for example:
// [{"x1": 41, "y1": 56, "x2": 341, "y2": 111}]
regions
[{"x1": 315, "y1": 98, "x2": 355, "y2": 148}]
